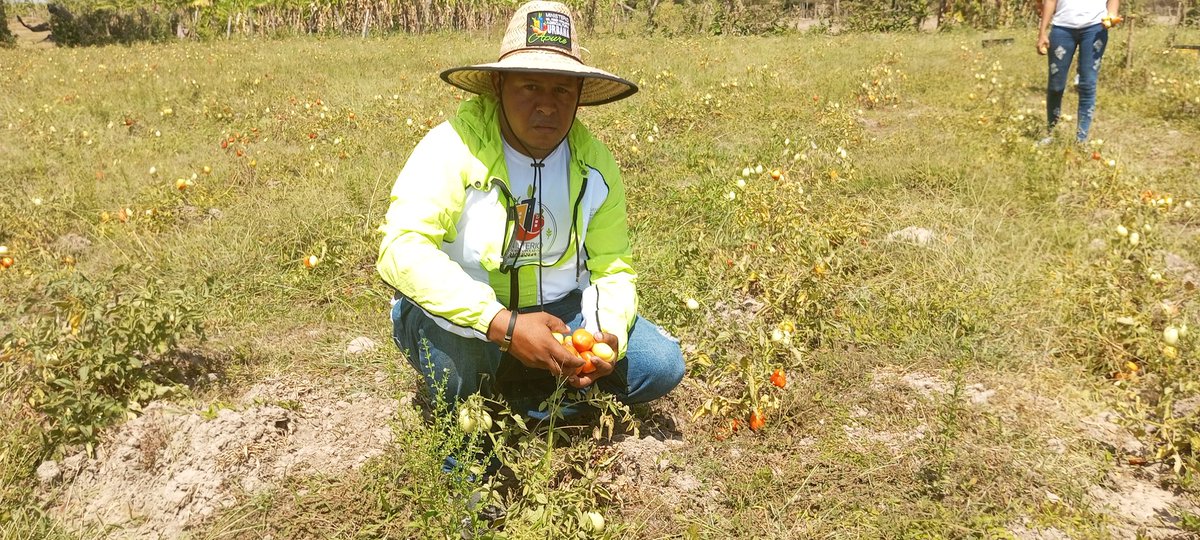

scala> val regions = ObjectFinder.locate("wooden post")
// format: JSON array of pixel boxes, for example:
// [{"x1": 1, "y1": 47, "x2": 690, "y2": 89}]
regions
[{"x1": 1123, "y1": 15, "x2": 1135, "y2": 69}]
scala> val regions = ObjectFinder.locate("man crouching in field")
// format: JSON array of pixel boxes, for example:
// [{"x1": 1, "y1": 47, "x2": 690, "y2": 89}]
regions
[{"x1": 377, "y1": 1, "x2": 684, "y2": 430}]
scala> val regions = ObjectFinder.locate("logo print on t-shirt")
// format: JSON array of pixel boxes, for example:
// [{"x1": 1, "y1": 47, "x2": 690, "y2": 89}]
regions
[{"x1": 514, "y1": 197, "x2": 556, "y2": 243}]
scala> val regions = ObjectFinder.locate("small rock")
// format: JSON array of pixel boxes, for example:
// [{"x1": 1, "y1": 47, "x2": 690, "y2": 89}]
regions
[
  {"x1": 886, "y1": 226, "x2": 936, "y2": 246},
  {"x1": 207, "y1": 208, "x2": 223, "y2": 220},
  {"x1": 1087, "y1": 238, "x2": 1107, "y2": 252},
  {"x1": 346, "y1": 336, "x2": 378, "y2": 355},
  {"x1": 1045, "y1": 490, "x2": 1061, "y2": 504},
  {"x1": 36, "y1": 460, "x2": 62, "y2": 485},
  {"x1": 967, "y1": 384, "x2": 995, "y2": 405}
]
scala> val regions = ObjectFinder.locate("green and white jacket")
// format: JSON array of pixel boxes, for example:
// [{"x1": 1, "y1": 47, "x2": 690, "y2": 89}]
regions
[{"x1": 377, "y1": 95, "x2": 637, "y2": 357}]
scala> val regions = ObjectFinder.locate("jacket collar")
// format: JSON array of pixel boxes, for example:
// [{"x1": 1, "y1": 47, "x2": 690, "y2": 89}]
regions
[{"x1": 450, "y1": 94, "x2": 593, "y2": 188}]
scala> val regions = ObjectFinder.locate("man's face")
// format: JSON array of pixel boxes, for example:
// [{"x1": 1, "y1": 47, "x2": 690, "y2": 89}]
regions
[{"x1": 496, "y1": 72, "x2": 581, "y2": 159}]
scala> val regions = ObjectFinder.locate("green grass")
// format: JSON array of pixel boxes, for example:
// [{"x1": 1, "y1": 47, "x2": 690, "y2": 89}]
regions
[{"x1": 3, "y1": 24, "x2": 1200, "y2": 539}]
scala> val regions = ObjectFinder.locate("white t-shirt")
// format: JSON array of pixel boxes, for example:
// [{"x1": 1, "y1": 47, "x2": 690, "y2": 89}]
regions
[
  {"x1": 502, "y1": 139, "x2": 572, "y2": 267},
  {"x1": 1052, "y1": 0, "x2": 1106, "y2": 29}
]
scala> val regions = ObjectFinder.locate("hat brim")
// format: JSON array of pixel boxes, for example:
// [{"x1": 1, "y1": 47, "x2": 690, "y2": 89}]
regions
[{"x1": 440, "y1": 50, "x2": 637, "y2": 106}]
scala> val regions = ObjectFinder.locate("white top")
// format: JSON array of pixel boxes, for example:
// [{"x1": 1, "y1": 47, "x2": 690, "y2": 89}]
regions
[
  {"x1": 502, "y1": 139, "x2": 572, "y2": 268},
  {"x1": 1052, "y1": 0, "x2": 1106, "y2": 29}
]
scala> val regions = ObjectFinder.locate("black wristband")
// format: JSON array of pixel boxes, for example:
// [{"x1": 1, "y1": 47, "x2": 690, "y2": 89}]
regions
[{"x1": 500, "y1": 311, "x2": 517, "y2": 352}]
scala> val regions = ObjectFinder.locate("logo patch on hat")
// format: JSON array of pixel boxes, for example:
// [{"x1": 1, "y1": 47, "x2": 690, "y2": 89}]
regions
[{"x1": 527, "y1": 11, "x2": 571, "y2": 51}]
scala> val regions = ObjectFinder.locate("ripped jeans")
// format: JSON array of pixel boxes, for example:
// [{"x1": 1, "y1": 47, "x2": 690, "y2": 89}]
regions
[
  {"x1": 391, "y1": 289, "x2": 685, "y2": 419},
  {"x1": 1046, "y1": 23, "x2": 1108, "y2": 142}
]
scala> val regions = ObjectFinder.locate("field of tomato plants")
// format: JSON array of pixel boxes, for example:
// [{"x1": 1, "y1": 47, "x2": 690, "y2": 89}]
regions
[{"x1": 2, "y1": 24, "x2": 1200, "y2": 539}]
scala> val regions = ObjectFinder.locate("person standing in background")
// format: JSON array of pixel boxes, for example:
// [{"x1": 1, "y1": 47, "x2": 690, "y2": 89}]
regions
[{"x1": 1036, "y1": 0, "x2": 1120, "y2": 143}]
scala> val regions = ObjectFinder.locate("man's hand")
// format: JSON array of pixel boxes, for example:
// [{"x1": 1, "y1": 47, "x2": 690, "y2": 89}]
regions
[
  {"x1": 566, "y1": 331, "x2": 620, "y2": 389},
  {"x1": 1036, "y1": 33, "x2": 1049, "y2": 55},
  {"x1": 488, "y1": 310, "x2": 585, "y2": 377}
]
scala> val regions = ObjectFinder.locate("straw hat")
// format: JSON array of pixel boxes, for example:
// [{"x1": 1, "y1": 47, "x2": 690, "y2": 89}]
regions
[{"x1": 440, "y1": 1, "x2": 637, "y2": 106}]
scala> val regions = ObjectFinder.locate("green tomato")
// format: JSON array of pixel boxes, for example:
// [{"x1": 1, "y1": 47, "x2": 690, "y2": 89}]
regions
[
  {"x1": 1164, "y1": 326, "x2": 1180, "y2": 346},
  {"x1": 585, "y1": 511, "x2": 605, "y2": 532},
  {"x1": 458, "y1": 407, "x2": 478, "y2": 433}
]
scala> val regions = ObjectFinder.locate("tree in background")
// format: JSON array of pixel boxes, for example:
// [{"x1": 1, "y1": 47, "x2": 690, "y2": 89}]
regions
[
  {"x1": 1, "y1": 1, "x2": 16, "y2": 47},
  {"x1": 844, "y1": 0, "x2": 929, "y2": 31}
]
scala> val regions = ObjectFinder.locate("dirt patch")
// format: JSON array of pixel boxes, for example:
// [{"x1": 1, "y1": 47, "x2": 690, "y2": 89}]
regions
[
  {"x1": 871, "y1": 368, "x2": 996, "y2": 405},
  {"x1": 603, "y1": 433, "x2": 720, "y2": 512},
  {"x1": 1079, "y1": 410, "x2": 1144, "y2": 455},
  {"x1": 842, "y1": 423, "x2": 928, "y2": 456},
  {"x1": 1009, "y1": 520, "x2": 1071, "y2": 540},
  {"x1": 711, "y1": 292, "x2": 766, "y2": 328},
  {"x1": 1089, "y1": 468, "x2": 1193, "y2": 539},
  {"x1": 39, "y1": 378, "x2": 407, "y2": 539}
]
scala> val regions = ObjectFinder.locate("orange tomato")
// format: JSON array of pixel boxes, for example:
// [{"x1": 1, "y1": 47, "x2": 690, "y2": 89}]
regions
[
  {"x1": 748, "y1": 408, "x2": 766, "y2": 431},
  {"x1": 770, "y1": 368, "x2": 787, "y2": 388},
  {"x1": 0, "y1": 257, "x2": 13, "y2": 269},
  {"x1": 579, "y1": 351, "x2": 597, "y2": 374},
  {"x1": 571, "y1": 328, "x2": 595, "y2": 353}
]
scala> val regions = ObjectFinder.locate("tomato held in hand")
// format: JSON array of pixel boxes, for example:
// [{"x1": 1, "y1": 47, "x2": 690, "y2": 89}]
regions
[
  {"x1": 579, "y1": 351, "x2": 598, "y2": 374},
  {"x1": 591, "y1": 342, "x2": 615, "y2": 362},
  {"x1": 571, "y1": 328, "x2": 595, "y2": 353}
]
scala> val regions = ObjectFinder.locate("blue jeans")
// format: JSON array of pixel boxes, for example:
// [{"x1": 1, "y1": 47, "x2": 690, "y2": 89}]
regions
[
  {"x1": 391, "y1": 290, "x2": 685, "y2": 419},
  {"x1": 1046, "y1": 23, "x2": 1108, "y2": 142}
]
